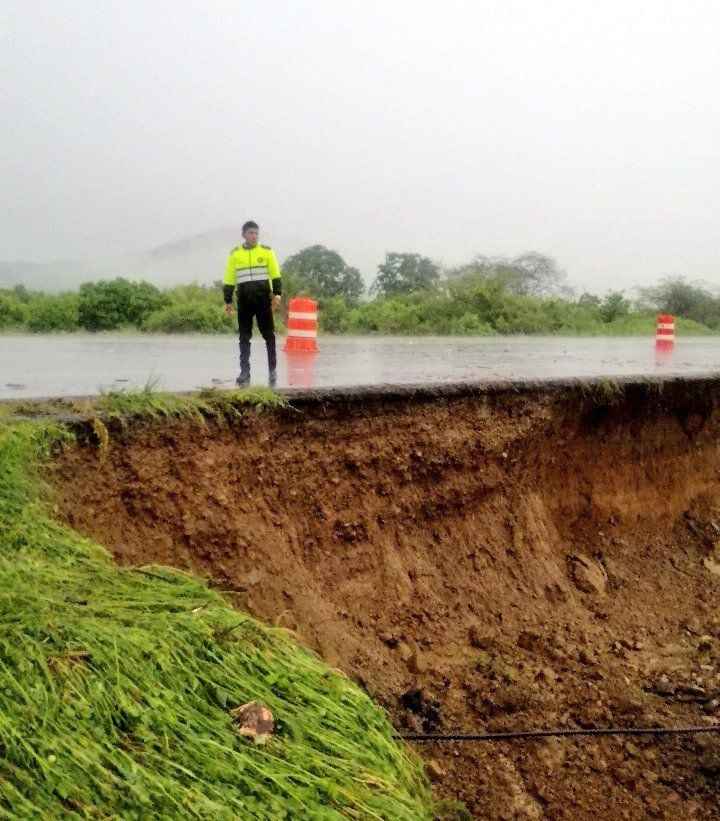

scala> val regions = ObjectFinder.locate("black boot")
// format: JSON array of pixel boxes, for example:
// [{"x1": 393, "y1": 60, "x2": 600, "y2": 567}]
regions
[
  {"x1": 237, "y1": 339, "x2": 251, "y2": 386},
  {"x1": 266, "y1": 337, "x2": 277, "y2": 387}
]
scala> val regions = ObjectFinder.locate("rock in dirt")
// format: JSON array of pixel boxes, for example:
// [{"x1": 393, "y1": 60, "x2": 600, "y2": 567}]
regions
[
  {"x1": 231, "y1": 701, "x2": 274, "y2": 743},
  {"x1": 547, "y1": 646, "x2": 566, "y2": 663},
  {"x1": 275, "y1": 611, "x2": 298, "y2": 631},
  {"x1": 652, "y1": 675, "x2": 675, "y2": 696},
  {"x1": 397, "y1": 641, "x2": 414, "y2": 664},
  {"x1": 699, "y1": 751, "x2": 720, "y2": 776},
  {"x1": 569, "y1": 554, "x2": 608, "y2": 596},
  {"x1": 682, "y1": 616, "x2": 703, "y2": 636},
  {"x1": 425, "y1": 758, "x2": 446, "y2": 783},
  {"x1": 677, "y1": 683, "x2": 707, "y2": 699},
  {"x1": 379, "y1": 631, "x2": 398, "y2": 648},
  {"x1": 517, "y1": 629, "x2": 543, "y2": 651},
  {"x1": 698, "y1": 635, "x2": 714, "y2": 652},
  {"x1": 579, "y1": 647, "x2": 599, "y2": 666},
  {"x1": 240, "y1": 568, "x2": 265, "y2": 588},
  {"x1": 469, "y1": 624, "x2": 495, "y2": 650},
  {"x1": 399, "y1": 688, "x2": 441, "y2": 732},
  {"x1": 703, "y1": 557, "x2": 720, "y2": 576},
  {"x1": 407, "y1": 650, "x2": 422, "y2": 674},
  {"x1": 641, "y1": 769, "x2": 659, "y2": 784},
  {"x1": 536, "y1": 666, "x2": 558, "y2": 683}
]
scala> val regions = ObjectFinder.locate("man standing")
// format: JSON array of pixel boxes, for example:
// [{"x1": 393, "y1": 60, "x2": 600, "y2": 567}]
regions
[{"x1": 223, "y1": 220, "x2": 282, "y2": 386}]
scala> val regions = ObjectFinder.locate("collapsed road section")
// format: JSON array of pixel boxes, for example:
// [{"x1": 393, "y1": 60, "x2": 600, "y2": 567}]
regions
[{"x1": 52, "y1": 377, "x2": 720, "y2": 818}]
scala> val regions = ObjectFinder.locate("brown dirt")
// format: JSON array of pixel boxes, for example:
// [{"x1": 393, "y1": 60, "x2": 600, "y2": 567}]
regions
[{"x1": 51, "y1": 382, "x2": 720, "y2": 819}]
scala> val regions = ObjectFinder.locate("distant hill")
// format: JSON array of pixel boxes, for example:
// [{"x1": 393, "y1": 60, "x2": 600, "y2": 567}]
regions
[
  {"x1": 0, "y1": 259, "x2": 104, "y2": 292},
  {"x1": 0, "y1": 226, "x2": 374, "y2": 292},
  {"x1": 0, "y1": 225, "x2": 275, "y2": 292}
]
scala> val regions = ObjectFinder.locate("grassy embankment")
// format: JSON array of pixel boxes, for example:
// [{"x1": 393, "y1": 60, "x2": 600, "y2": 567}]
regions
[{"x1": 0, "y1": 389, "x2": 436, "y2": 819}]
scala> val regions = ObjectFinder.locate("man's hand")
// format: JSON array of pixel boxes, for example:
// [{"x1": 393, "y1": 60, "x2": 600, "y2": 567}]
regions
[
  {"x1": 271, "y1": 294, "x2": 281, "y2": 313},
  {"x1": 224, "y1": 303, "x2": 233, "y2": 318}
]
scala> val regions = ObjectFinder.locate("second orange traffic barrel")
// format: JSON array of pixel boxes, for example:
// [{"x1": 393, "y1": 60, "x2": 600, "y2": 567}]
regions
[{"x1": 655, "y1": 314, "x2": 675, "y2": 351}]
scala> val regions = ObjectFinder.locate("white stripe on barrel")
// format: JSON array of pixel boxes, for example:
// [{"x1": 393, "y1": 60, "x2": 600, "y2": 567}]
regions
[{"x1": 286, "y1": 328, "x2": 318, "y2": 338}]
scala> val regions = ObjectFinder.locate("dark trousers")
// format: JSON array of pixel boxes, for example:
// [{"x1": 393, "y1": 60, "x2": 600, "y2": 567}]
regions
[{"x1": 237, "y1": 282, "x2": 276, "y2": 376}]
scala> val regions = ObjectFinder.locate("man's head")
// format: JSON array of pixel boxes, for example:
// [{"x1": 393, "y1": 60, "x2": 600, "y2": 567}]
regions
[{"x1": 242, "y1": 220, "x2": 259, "y2": 247}]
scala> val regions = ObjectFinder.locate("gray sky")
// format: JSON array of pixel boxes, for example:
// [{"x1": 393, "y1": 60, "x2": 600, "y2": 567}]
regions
[{"x1": 2, "y1": 0, "x2": 719, "y2": 293}]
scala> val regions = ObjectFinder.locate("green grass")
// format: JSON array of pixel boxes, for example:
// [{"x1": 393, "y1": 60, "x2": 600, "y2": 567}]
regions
[
  {"x1": 0, "y1": 422, "x2": 433, "y2": 819},
  {"x1": 578, "y1": 377, "x2": 626, "y2": 403},
  {"x1": 0, "y1": 387, "x2": 290, "y2": 427},
  {"x1": 95, "y1": 383, "x2": 289, "y2": 422},
  {"x1": 572, "y1": 315, "x2": 714, "y2": 337}
]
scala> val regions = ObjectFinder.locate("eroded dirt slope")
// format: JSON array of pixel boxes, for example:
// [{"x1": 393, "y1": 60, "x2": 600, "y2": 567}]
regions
[{"x1": 53, "y1": 383, "x2": 720, "y2": 819}]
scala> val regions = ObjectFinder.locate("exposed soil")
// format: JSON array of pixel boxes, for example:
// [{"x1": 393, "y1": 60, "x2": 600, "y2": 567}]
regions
[{"x1": 52, "y1": 382, "x2": 720, "y2": 819}]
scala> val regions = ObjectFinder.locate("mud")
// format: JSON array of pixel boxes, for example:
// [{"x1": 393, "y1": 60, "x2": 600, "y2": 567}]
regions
[{"x1": 52, "y1": 380, "x2": 720, "y2": 819}]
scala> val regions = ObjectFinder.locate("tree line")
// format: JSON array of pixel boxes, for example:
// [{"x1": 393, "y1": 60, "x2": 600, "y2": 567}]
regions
[{"x1": 0, "y1": 246, "x2": 718, "y2": 336}]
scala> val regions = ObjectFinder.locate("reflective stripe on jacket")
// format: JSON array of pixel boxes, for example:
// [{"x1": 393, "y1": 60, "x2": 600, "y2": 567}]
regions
[{"x1": 224, "y1": 244, "x2": 281, "y2": 290}]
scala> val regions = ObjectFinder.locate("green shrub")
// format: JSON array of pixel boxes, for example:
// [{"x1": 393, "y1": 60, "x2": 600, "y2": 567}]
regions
[
  {"x1": 344, "y1": 299, "x2": 423, "y2": 334},
  {"x1": 78, "y1": 279, "x2": 170, "y2": 330},
  {"x1": 24, "y1": 293, "x2": 79, "y2": 332},
  {"x1": 165, "y1": 282, "x2": 225, "y2": 306},
  {"x1": 448, "y1": 312, "x2": 495, "y2": 335},
  {"x1": 316, "y1": 296, "x2": 349, "y2": 333},
  {"x1": 0, "y1": 293, "x2": 26, "y2": 328},
  {"x1": 674, "y1": 317, "x2": 714, "y2": 335},
  {"x1": 600, "y1": 291, "x2": 631, "y2": 323},
  {"x1": 8, "y1": 275, "x2": 719, "y2": 339},
  {"x1": 143, "y1": 302, "x2": 232, "y2": 333}
]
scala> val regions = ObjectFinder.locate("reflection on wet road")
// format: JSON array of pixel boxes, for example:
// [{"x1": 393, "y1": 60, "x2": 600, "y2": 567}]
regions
[{"x1": 1, "y1": 334, "x2": 719, "y2": 398}]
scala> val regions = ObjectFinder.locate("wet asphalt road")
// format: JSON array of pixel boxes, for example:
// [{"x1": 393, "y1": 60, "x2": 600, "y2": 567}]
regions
[{"x1": 1, "y1": 334, "x2": 719, "y2": 399}]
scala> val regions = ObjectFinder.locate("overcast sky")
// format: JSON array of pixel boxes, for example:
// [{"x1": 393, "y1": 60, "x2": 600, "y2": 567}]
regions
[{"x1": 2, "y1": 0, "x2": 719, "y2": 292}]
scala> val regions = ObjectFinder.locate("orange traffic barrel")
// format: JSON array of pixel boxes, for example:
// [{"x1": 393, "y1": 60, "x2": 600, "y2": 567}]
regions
[
  {"x1": 655, "y1": 314, "x2": 675, "y2": 351},
  {"x1": 283, "y1": 297, "x2": 319, "y2": 353}
]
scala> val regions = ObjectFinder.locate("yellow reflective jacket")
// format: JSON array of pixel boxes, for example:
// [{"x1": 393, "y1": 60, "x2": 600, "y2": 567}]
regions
[{"x1": 224, "y1": 244, "x2": 281, "y2": 296}]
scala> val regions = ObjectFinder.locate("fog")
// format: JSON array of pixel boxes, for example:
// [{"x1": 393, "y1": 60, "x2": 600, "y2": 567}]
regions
[{"x1": 2, "y1": 0, "x2": 719, "y2": 293}]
